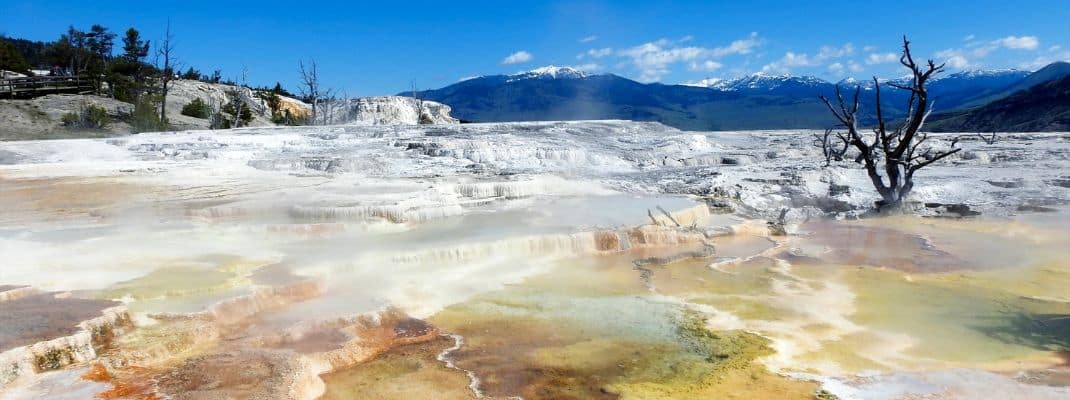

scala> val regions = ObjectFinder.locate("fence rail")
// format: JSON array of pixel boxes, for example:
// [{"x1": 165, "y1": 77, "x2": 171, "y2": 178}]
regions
[{"x1": 0, "y1": 76, "x2": 95, "y2": 99}]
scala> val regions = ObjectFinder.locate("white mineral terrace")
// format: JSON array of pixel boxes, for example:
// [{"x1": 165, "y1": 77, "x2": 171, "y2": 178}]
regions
[{"x1": 1, "y1": 121, "x2": 1068, "y2": 399}]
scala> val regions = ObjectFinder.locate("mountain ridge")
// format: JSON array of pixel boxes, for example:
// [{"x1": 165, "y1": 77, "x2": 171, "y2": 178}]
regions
[
  {"x1": 928, "y1": 73, "x2": 1070, "y2": 132},
  {"x1": 409, "y1": 64, "x2": 1058, "y2": 131}
]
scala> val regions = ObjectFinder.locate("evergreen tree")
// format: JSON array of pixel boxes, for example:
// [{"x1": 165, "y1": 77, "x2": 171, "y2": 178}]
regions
[
  {"x1": 121, "y1": 28, "x2": 149, "y2": 62},
  {"x1": 0, "y1": 39, "x2": 31, "y2": 73},
  {"x1": 181, "y1": 67, "x2": 201, "y2": 80},
  {"x1": 86, "y1": 25, "x2": 115, "y2": 65},
  {"x1": 64, "y1": 27, "x2": 88, "y2": 74}
]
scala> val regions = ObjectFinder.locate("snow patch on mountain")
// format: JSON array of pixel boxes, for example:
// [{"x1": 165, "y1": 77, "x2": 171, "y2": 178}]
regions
[
  {"x1": 508, "y1": 66, "x2": 590, "y2": 82},
  {"x1": 933, "y1": 68, "x2": 1030, "y2": 81},
  {"x1": 725, "y1": 73, "x2": 828, "y2": 91},
  {"x1": 685, "y1": 68, "x2": 1030, "y2": 93},
  {"x1": 683, "y1": 78, "x2": 731, "y2": 90},
  {"x1": 683, "y1": 73, "x2": 830, "y2": 92}
]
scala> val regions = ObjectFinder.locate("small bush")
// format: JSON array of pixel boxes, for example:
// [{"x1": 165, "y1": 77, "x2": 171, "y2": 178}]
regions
[
  {"x1": 128, "y1": 95, "x2": 169, "y2": 133},
  {"x1": 61, "y1": 103, "x2": 110, "y2": 130},
  {"x1": 209, "y1": 110, "x2": 232, "y2": 129},
  {"x1": 219, "y1": 95, "x2": 253, "y2": 128},
  {"x1": 181, "y1": 98, "x2": 212, "y2": 119}
]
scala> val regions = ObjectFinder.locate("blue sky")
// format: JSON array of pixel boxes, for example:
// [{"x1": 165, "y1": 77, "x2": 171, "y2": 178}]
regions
[{"x1": 3, "y1": 0, "x2": 1069, "y2": 95}]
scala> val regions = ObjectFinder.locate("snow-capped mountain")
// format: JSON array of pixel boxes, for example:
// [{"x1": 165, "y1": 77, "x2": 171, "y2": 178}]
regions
[
  {"x1": 933, "y1": 68, "x2": 1029, "y2": 81},
  {"x1": 687, "y1": 73, "x2": 830, "y2": 93},
  {"x1": 409, "y1": 62, "x2": 1059, "y2": 131},
  {"x1": 507, "y1": 66, "x2": 591, "y2": 81},
  {"x1": 836, "y1": 77, "x2": 881, "y2": 90},
  {"x1": 723, "y1": 73, "x2": 829, "y2": 92}
]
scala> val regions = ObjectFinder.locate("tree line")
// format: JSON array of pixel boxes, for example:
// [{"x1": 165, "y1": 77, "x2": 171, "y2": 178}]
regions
[{"x1": 1, "y1": 23, "x2": 309, "y2": 131}]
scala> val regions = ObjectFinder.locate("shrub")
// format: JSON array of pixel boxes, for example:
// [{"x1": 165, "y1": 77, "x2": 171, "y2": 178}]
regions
[
  {"x1": 61, "y1": 103, "x2": 110, "y2": 130},
  {"x1": 220, "y1": 95, "x2": 253, "y2": 127},
  {"x1": 128, "y1": 95, "x2": 169, "y2": 133},
  {"x1": 181, "y1": 98, "x2": 212, "y2": 119}
]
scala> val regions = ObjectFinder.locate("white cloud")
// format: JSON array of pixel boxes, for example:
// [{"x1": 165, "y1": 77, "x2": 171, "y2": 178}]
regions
[
  {"x1": 996, "y1": 35, "x2": 1039, "y2": 50},
  {"x1": 579, "y1": 35, "x2": 598, "y2": 43},
  {"x1": 865, "y1": 52, "x2": 898, "y2": 65},
  {"x1": 618, "y1": 32, "x2": 763, "y2": 82},
  {"x1": 1019, "y1": 50, "x2": 1070, "y2": 69},
  {"x1": 863, "y1": 45, "x2": 877, "y2": 52},
  {"x1": 501, "y1": 50, "x2": 533, "y2": 65},
  {"x1": 828, "y1": 62, "x2": 844, "y2": 74},
  {"x1": 946, "y1": 55, "x2": 971, "y2": 68},
  {"x1": 963, "y1": 34, "x2": 976, "y2": 42},
  {"x1": 679, "y1": 35, "x2": 694, "y2": 43},
  {"x1": 936, "y1": 35, "x2": 1042, "y2": 70},
  {"x1": 760, "y1": 43, "x2": 853, "y2": 74},
  {"x1": 712, "y1": 32, "x2": 762, "y2": 57},
  {"x1": 586, "y1": 48, "x2": 613, "y2": 58},
  {"x1": 818, "y1": 43, "x2": 854, "y2": 59},
  {"x1": 935, "y1": 48, "x2": 973, "y2": 68},
  {"x1": 688, "y1": 60, "x2": 723, "y2": 72},
  {"x1": 848, "y1": 60, "x2": 864, "y2": 72}
]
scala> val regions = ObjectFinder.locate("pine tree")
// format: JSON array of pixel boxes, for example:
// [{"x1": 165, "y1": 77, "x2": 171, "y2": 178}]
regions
[
  {"x1": 121, "y1": 28, "x2": 149, "y2": 62},
  {"x1": 0, "y1": 39, "x2": 31, "y2": 73}
]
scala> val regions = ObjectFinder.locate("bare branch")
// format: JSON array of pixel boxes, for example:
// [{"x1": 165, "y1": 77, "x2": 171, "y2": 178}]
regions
[{"x1": 910, "y1": 147, "x2": 962, "y2": 173}]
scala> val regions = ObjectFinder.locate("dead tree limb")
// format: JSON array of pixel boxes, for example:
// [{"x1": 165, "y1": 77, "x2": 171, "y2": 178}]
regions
[{"x1": 976, "y1": 132, "x2": 998, "y2": 145}]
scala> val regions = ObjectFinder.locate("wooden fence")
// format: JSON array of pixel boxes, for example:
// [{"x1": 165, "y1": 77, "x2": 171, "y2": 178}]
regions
[{"x1": 0, "y1": 76, "x2": 95, "y2": 99}]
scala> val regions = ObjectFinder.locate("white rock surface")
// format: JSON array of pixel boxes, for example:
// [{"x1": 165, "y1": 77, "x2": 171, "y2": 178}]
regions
[
  {"x1": 2, "y1": 121, "x2": 1066, "y2": 221},
  {"x1": 319, "y1": 96, "x2": 458, "y2": 125}
]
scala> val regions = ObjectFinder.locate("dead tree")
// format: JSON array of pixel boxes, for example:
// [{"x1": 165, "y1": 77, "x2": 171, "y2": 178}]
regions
[
  {"x1": 298, "y1": 59, "x2": 323, "y2": 125},
  {"x1": 156, "y1": 20, "x2": 177, "y2": 123},
  {"x1": 813, "y1": 127, "x2": 850, "y2": 166},
  {"x1": 818, "y1": 37, "x2": 961, "y2": 210},
  {"x1": 231, "y1": 66, "x2": 249, "y2": 128},
  {"x1": 411, "y1": 80, "x2": 430, "y2": 124}
]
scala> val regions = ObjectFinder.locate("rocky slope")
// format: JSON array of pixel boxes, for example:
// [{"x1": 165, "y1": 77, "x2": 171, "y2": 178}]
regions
[
  {"x1": 0, "y1": 94, "x2": 134, "y2": 140},
  {"x1": 0, "y1": 81, "x2": 459, "y2": 140},
  {"x1": 163, "y1": 79, "x2": 311, "y2": 130}
]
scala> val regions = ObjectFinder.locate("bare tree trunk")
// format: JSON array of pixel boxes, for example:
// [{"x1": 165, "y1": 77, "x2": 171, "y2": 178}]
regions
[
  {"x1": 233, "y1": 66, "x2": 248, "y2": 128},
  {"x1": 818, "y1": 36, "x2": 962, "y2": 211},
  {"x1": 411, "y1": 80, "x2": 426, "y2": 124},
  {"x1": 298, "y1": 59, "x2": 320, "y2": 125},
  {"x1": 157, "y1": 20, "x2": 177, "y2": 123}
]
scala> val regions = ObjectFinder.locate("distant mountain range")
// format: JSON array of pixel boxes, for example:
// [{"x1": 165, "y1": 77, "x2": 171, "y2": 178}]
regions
[
  {"x1": 411, "y1": 64, "x2": 1070, "y2": 131},
  {"x1": 928, "y1": 68, "x2": 1070, "y2": 132}
]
